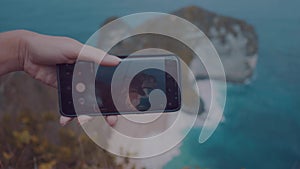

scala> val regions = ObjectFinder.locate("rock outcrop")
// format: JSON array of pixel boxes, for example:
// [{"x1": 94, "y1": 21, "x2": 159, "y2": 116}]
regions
[
  {"x1": 100, "y1": 6, "x2": 258, "y2": 83},
  {"x1": 177, "y1": 6, "x2": 258, "y2": 83}
]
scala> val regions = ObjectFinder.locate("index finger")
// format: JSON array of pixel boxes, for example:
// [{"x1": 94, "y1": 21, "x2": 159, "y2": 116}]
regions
[{"x1": 79, "y1": 45, "x2": 121, "y2": 66}]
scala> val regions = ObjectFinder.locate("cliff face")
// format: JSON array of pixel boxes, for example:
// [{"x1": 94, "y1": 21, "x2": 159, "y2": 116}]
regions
[
  {"x1": 101, "y1": 6, "x2": 258, "y2": 83},
  {"x1": 175, "y1": 6, "x2": 258, "y2": 83}
]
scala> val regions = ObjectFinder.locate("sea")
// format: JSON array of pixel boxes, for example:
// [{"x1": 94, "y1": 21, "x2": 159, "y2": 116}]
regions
[{"x1": 1, "y1": 0, "x2": 299, "y2": 168}]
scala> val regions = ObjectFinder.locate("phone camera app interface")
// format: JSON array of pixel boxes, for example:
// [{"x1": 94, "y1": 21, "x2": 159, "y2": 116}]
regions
[{"x1": 95, "y1": 67, "x2": 167, "y2": 113}]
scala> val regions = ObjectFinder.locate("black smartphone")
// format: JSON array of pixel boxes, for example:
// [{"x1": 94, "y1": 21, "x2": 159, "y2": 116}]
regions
[{"x1": 57, "y1": 54, "x2": 181, "y2": 117}]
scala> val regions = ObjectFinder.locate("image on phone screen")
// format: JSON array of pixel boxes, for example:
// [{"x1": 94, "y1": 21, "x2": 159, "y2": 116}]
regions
[{"x1": 57, "y1": 55, "x2": 181, "y2": 116}]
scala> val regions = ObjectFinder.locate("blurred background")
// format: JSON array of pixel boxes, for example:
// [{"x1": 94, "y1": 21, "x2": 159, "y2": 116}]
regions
[{"x1": 0, "y1": 0, "x2": 299, "y2": 169}]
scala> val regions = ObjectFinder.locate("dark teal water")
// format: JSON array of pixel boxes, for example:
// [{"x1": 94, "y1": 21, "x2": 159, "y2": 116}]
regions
[
  {"x1": 164, "y1": 1, "x2": 300, "y2": 169},
  {"x1": 1, "y1": 0, "x2": 299, "y2": 168}
]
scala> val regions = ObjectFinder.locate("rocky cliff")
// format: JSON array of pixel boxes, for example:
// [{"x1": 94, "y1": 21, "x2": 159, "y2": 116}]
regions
[
  {"x1": 100, "y1": 6, "x2": 258, "y2": 83},
  {"x1": 178, "y1": 6, "x2": 258, "y2": 83}
]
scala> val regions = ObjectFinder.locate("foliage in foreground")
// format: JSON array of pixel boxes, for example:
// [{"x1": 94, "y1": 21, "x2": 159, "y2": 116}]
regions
[
  {"x1": 0, "y1": 111, "x2": 116, "y2": 169},
  {"x1": 0, "y1": 111, "x2": 203, "y2": 169}
]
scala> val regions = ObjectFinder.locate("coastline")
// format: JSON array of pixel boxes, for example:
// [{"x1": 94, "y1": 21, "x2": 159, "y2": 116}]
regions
[{"x1": 104, "y1": 75, "x2": 225, "y2": 168}]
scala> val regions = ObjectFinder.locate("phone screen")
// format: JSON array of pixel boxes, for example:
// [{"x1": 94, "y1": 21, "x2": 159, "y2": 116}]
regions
[
  {"x1": 57, "y1": 55, "x2": 181, "y2": 116},
  {"x1": 96, "y1": 67, "x2": 166, "y2": 113}
]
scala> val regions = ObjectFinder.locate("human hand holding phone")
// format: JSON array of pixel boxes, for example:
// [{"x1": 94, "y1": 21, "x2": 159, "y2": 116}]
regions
[{"x1": 0, "y1": 30, "x2": 119, "y2": 126}]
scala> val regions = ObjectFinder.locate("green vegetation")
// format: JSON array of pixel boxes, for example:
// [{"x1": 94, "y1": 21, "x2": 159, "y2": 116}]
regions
[
  {"x1": 0, "y1": 111, "x2": 200, "y2": 169},
  {"x1": 0, "y1": 111, "x2": 116, "y2": 169}
]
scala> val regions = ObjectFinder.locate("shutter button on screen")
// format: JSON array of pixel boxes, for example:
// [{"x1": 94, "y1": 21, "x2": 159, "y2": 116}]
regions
[
  {"x1": 78, "y1": 97, "x2": 85, "y2": 105},
  {"x1": 76, "y1": 82, "x2": 86, "y2": 93}
]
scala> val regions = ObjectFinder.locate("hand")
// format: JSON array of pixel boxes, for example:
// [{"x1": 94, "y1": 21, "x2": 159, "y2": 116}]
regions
[{"x1": 0, "y1": 30, "x2": 119, "y2": 126}]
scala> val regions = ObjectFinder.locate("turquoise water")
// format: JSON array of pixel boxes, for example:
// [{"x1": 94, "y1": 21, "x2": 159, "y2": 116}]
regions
[{"x1": 1, "y1": 0, "x2": 300, "y2": 168}]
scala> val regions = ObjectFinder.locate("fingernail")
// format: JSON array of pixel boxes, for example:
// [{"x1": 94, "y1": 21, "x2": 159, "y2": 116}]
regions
[
  {"x1": 108, "y1": 54, "x2": 122, "y2": 63},
  {"x1": 60, "y1": 116, "x2": 72, "y2": 126},
  {"x1": 106, "y1": 116, "x2": 118, "y2": 127},
  {"x1": 78, "y1": 115, "x2": 93, "y2": 125}
]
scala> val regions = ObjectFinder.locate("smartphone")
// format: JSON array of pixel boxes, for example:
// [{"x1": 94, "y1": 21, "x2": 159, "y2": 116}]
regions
[{"x1": 57, "y1": 54, "x2": 181, "y2": 117}]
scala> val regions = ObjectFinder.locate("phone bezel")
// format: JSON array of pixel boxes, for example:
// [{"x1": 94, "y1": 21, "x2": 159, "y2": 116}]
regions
[{"x1": 57, "y1": 54, "x2": 181, "y2": 117}]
